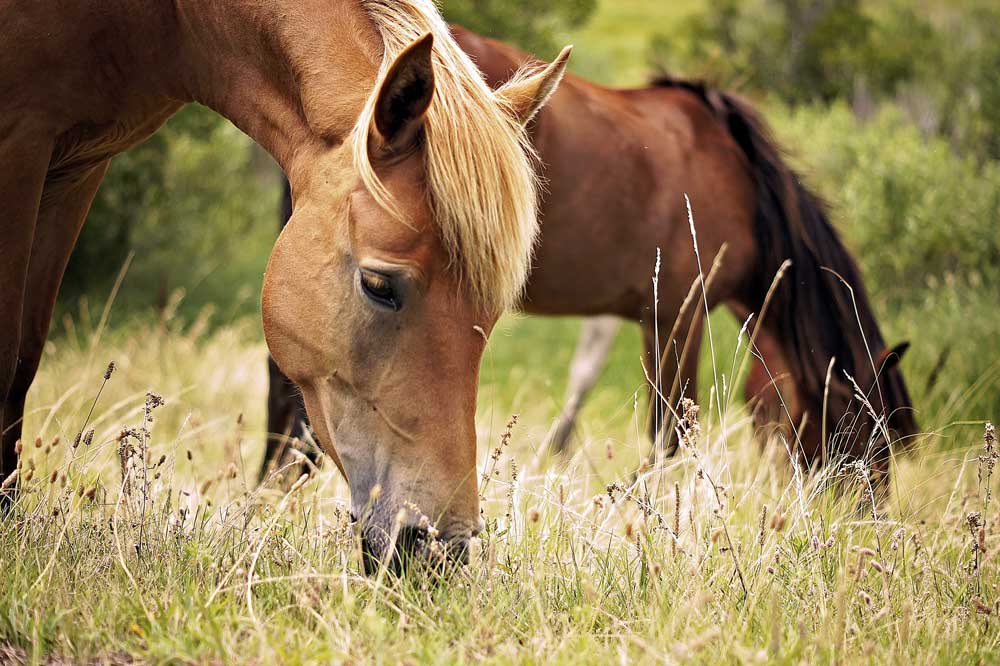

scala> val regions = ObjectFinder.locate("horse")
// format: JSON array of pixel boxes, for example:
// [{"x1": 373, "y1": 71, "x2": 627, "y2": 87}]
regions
[
  {"x1": 263, "y1": 24, "x2": 918, "y2": 486},
  {"x1": 0, "y1": 0, "x2": 571, "y2": 571}
]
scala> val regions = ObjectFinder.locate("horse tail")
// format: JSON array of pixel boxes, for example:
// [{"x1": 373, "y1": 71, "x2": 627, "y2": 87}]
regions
[{"x1": 652, "y1": 75, "x2": 919, "y2": 450}]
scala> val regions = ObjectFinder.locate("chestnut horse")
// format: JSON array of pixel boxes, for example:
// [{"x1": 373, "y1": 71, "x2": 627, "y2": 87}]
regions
[
  {"x1": 264, "y1": 26, "x2": 917, "y2": 483},
  {"x1": 0, "y1": 0, "x2": 571, "y2": 568}
]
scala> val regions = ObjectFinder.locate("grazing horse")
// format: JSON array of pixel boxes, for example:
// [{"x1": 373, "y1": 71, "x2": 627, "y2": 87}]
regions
[
  {"x1": 463, "y1": 28, "x2": 919, "y2": 474},
  {"x1": 0, "y1": 0, "x2": 571, "y2": 569},
  {"x1": 263, "y1": 25, "x2": 918, "y2": 484}
]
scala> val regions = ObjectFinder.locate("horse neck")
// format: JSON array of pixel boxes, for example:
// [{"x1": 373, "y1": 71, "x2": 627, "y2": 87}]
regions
[{"x1": 165, "y1": 0, "x2": 382, "y2": 175}]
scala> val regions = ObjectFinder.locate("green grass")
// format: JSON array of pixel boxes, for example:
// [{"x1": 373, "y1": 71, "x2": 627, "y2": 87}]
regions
[{"x1": 1, "y1": 301, "x2": 997, "y2": 664}]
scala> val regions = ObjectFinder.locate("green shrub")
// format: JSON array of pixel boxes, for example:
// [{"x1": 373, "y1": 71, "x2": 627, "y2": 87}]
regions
[
  {"x1": 770, "y1": 102, "x2": 1000, "y2": 302},
  {"x1": 649, "y1": 0, "x2": 936, "y2": 105},
  {"x1": 63, "y1": 106, "x2": 279, "y2": 323},
  {"x1": 442, "y1": 0, "x2": 596, "y2": 55}
]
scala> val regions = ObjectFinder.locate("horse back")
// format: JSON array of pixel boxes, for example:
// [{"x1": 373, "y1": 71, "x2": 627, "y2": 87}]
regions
[{"x1": 452, "y1": 25, "x2": 758, "y2": 315}]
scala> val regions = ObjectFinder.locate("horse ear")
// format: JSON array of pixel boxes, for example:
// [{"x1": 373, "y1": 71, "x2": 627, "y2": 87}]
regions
[
  {"x1": 497, "y1": 45, "x2": 573, "y2": 126},
  {"x1": 372, "y1": 33, "x2": 435, "y2": 153},
  {"x1": 877, "y1": 341, "x2": 911, "y2": 372}
]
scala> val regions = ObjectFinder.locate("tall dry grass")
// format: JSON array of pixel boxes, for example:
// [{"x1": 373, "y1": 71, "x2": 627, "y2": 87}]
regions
[{"x1": 1, "y1": 282, "x2": 997, "y2": 663}]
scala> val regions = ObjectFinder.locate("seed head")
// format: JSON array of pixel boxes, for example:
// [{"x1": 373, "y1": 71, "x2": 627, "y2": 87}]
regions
[
  {"x1": 104, "y1": 361, "x2": 116, "y2": 380},
  {"x1": 14, "y1": 439, "x2": 23, "y2": 455},
  {"x1": 972, "y1": 597, "x2": 992, "y2": 616},
  {"x1": 83, "y1": 429, "x2": 95, "y2": 447},
  {"x1": 145, "y1": 392, "x2": 164, "y2": 409}
]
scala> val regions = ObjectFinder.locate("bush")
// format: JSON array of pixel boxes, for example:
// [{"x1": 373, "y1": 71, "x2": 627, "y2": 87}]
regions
[
  {"x1": 63, "y1": 106, "x2": 279, "y2": 322},
  {"x1": 770, "y1": 102, "x2": 1000, "y2": 302},
  {"x1": 649, "y1": 0, "x2": 936, "y2": 105},
  {"x1": 442, "y1": 0, "x2": 596, "y2": 55}
]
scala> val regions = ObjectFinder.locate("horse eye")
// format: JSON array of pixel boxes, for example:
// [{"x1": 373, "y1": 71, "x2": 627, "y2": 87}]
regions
[{"x1": 360, "y1": 270, "x2": 401, "y2": 311}]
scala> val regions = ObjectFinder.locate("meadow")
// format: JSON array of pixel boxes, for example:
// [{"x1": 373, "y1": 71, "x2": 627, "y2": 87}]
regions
[
  {"x1": 1, "y1": 293, "x2": 998, "y2": 664},
  {"x1": 3, "y1": 1, "x2": 1000, "y2": 663}
]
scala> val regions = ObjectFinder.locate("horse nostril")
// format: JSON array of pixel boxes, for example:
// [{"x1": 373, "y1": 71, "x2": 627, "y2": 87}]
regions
[
  {"x1": 359, "y1": 522, "x2": 476, "y2": 576},
  {"x1": 397, "y1": 524, "x2": 428, "y2": 552},
  {"x1": 448, "y1": 537, "x2": 471, "y2": 565}
]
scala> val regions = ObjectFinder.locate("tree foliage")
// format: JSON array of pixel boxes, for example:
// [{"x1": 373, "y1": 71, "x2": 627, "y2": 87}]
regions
[
  {"x1": 649, "y1": 1, "x2": 1000, "y2": 162},
  {"x1": 442, "y1": 0, "x2": 596, "y2": 55}
]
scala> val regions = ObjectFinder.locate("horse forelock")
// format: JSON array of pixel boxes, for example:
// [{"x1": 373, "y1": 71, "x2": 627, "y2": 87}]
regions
[{"x1": 350, "y1": 0, "x2": 540, "y2": 313}]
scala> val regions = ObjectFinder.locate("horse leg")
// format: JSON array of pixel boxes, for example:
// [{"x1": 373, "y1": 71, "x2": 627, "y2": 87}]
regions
[
  {"x1": 5, "y1": 163, "x2": 110, "y2": 486},
  {"x1": 742, "y1": 322, "x2": 802, "y2": 455},
  {"x1": 261, "y1": 355, "x2": 314, "y2": 482},
  {"x1": 260, "y1": 177, "x2": 318, "y2": 483},
  {"x1": 547, "y1": 315, "x2": 620, "y2": 455},
  {"x1": 642, "y1": 302, "x2": 704, "y2": 459},
  {"x1": 0, "y1": 125, "x2": 53, "y2": 497}
]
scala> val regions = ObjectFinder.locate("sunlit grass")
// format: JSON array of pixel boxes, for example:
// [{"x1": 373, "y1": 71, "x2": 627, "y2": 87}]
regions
[{"x1": 2, "y1": 301, "x2": 997, "y2": 664}]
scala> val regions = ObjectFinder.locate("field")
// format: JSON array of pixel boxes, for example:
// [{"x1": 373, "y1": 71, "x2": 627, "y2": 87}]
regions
[
  {"x1": 3, "y1": 1, "x2": 1000, "y2": 664},
  {"x1": 2, "y1": 283, "x2": 998, "y2": 664}
]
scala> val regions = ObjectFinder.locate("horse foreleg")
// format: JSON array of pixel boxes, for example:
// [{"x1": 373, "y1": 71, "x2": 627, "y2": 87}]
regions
[
  {"x1": 261, "y1": 355, "x2": 314, "y2": 482},
  {"x1": 259, "y1": 177, "x2": 317, "y2": 484},
  {"x1": 5, "y1": 163, "x2": 109, "y2": 485},
  {"x1": 743, "y1": 325, "x2": 800, "y2": 451},
  {"x1": 547, "y1": 315, "x2": 620, "y2": 455},
  {"x1": 643, "y1": 305, "x2": 704, "y2": 460},
  {"x1": 0, "y1": 123, "x2": 53, "y2": 497}
]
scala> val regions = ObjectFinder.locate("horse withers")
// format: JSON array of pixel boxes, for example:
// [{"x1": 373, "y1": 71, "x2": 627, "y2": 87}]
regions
[{"x1": 0, "y1": 0, "x2": 571, "y2": 572}]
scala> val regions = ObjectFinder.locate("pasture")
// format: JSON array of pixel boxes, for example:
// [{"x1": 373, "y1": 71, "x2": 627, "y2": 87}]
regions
[
  {"x1": 2, "y1": 0, "x2": 999, "y2": 664},
  {"x1": 2, "y1": 281, "x2": 997, "y2": 663}
]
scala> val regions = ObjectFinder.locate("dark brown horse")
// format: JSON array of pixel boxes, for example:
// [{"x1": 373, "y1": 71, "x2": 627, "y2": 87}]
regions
[
  {"x1": 265, "y1": 25, "x2": 917, "y2": 484},
  {"x1": 0, "y1": 0, "x2": 571, "y2": 569}
]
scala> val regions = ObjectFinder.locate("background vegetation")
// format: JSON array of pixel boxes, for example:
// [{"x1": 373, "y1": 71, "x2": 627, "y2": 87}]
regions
[{"x1": 5, "y1": 1, "x2": 999, "y2": 662}]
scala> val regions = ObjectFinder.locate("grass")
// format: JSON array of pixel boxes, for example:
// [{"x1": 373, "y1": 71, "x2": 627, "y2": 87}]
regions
[{"x1": 1, "y1": 293, "x2": 998, "y2": 664}]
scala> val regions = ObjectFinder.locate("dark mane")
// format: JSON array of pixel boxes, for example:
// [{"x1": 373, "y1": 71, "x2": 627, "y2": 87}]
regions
[{"x1": 652, "y1": 72, "x2": 919, "y2": 452}]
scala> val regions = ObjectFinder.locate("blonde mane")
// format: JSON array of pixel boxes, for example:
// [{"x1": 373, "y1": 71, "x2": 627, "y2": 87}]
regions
[{"x1": 351, "y1": 0, "x2": 540, "y2": 312}]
